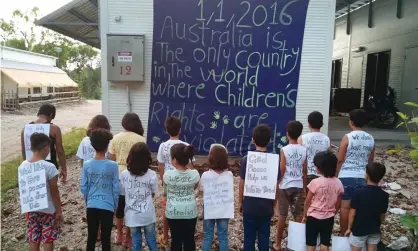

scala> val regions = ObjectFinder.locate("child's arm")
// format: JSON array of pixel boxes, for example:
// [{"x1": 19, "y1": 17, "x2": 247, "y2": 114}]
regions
[
  {"x1": 80, "y1": 164, "x2": 88, "y2": 203},
  {"x1": 52, "y1": 125, "x2": 67, "y2": 182},
  {"x1": 302, "y1": 158, "x2": 307, "y2": 191},
  {"x1": 336, "y1": 135, "x2": 349, "y2": 176},
  {"x1": 345, "y1": 208, "x2": 356, "y2": 236},
  {"x1": 335, "y1": 194, "x2": 342, "y2": 212},
  {"x1": 278, "y1": 149, "x2": 286, "y2": 185},
  {"x1": 239, "y1": 179, "x2": 244, "y2": 214},
  {"x1": 49, "y1": 176, "x2": 64, "y2": 227},
  {"x1": 369, "y1": 146, "x2": 375, "y2": 163},
  {"x1": 113, "y1": 165, "x2": 121, "y2": 209},
  {"x1": 297, "y1": 136, "x2": 303, "y2": 145},
  {"x1": 158, "y1": 163, "x2": 165, "y2": 185},
  {"x1": 302, "y1": 190, "x2": 314, "y2": 222},
  {"x1": 21, "y1": 129, "x2": 26, "y2": 160}
]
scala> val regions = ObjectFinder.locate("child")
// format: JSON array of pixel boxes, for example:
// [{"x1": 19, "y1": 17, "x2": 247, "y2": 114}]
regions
[
  {"x1": 200, "y1": 144, "x2": 232, "y2": 251},
  {"x1": 298, "y1": 111, "x2": 331, "y2": 185},
  {"x1": 337, "y1": 109, "x2": 375, "y2": 234},
  {"x1": 120, "y1": 142, "x2": 158, "y2": 251},
  {"x1": 77, "y1": 115, "x2": 111, "y2": 166},
  {"x1": 239, "y1": 124, "x2": 279, "y2": 251},
  {"x1": 157, "y1": 116, "x2": 193, "y2": 247},
  {"x1": 18, "y1": 133, "x2": 63, "y2": 251},
  {"x1": 303, "y1": 151, "x2": 344, "y2": 251},
  {"x1": 272, "y1": 121, "x2": 307, "y2": 251},
  {"x1": 345, "y1": 163, "x2": 388, "y2": 251},
  {"x1": 109, "y1": 112, "x2": 146, "y2": 246},
  {"x1": 80, "y1": 129, "x2": 120, "y2": 251},
  {"x1": 164, "y1": 144, "x2": 200, "y2": 251}
]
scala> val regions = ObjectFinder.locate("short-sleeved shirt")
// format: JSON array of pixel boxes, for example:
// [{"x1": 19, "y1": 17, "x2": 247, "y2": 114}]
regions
[
  {"x1": 239, "y1": 151, "x2": 280, "y2": 217},
  {"x1": 157, "y1": 139, "x2": 193, "y2": 173},
  {"x1": 307, "y1": 177, "x2": 344, "y2": 219},
  {"x1": 120, "y1": 169, "x2": 158, "y2": 227},
  {"x1": 164, "y1": 169, "x2": 200, "y2": 219},
  {"x1": 18, "y1": 160, "x2": 59, "y2": 214},
  {"x1": 280, "y1": 144, "x2": 307, "y2": 189},
  {"x1": 109, "y1": 131, "x2": 146, "y2": 173},
  {"x1": 301, "y1": 132, "x2": 330, "y2": 176},
  {"x1": 77, "y1": 136, "x2": 111, "y2": 161},
  {"x1": 351, "y1": 185, "x2": 389, "y2": 236}
]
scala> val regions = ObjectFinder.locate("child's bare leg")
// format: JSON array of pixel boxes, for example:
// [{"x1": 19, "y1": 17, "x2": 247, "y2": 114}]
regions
[
  {"x1": 29, "y1": 243, "x2": 41, "y2": 251},
  {"x1": 351, "y1": 246, "x2": 363, "y2": 251},
  {"x1": 273, "y1": 216, "x2": 286, "y2": 250},
  {"x1": 307, "y1": 246, "x2": 316, "y2": 251},
  {"x1": 340, "y1": 200, "x2": 350, "y2": 235},
  {"x1": 43, "y1": 242, "x2": 54, "y2": 251},
  {"x1": 320, "y1": 244, "x2": 330, "y2": 251},
  {"x1": 366, "y1": 244, "x2": 377, "y2": 251},
  {"x1": 163, "y1": 215, "x2": 169, "y2": 244},
  {"x1": 294, "y1": 216, "x2": 302, "y2": 223}
]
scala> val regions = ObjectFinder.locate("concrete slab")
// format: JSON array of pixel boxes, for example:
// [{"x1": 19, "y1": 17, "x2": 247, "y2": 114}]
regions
[{"x1": 328, "y1": 116, "x2": 410, "y2": 147}]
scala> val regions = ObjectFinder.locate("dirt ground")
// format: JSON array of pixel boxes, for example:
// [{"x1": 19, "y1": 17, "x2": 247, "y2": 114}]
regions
[{"x1": 1, "y1": 100, "x2": 102, "y2": 163}]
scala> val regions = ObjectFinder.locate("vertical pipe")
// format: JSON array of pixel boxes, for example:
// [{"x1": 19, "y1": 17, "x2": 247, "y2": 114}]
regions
[
  {"x1": 397, "y1": 0, "x2": 403, "y2": 19},
  {"x1": 126, "y1": 84, "x2": 132, "y2": 112},
  {"x1": 346, "y1": 1, "x2": 351, "y2": 35},
  {"x1": 368, "y1": 0, "x2": 373, "y2": 28}
]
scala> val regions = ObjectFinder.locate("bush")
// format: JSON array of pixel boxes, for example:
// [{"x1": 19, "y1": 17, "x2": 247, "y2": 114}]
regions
[
  {"x1": 1, "y1": 127, "x2": 86, "y2": 196},
  {"x1": 397, "y1": 102, "x2": 418, "y2": 165}
]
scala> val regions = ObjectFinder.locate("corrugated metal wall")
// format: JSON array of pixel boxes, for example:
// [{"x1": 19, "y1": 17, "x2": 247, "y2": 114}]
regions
[
  {"x1": 101, "y1": 0, "x2": 336, "y2": 137},
  {"x1": 333, "y1": 0, "x2": 418, "y2": 109}
]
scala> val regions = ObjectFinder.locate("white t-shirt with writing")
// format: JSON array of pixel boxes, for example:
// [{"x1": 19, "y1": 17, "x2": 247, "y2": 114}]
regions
[
  {"x1": 157, "y1": 139, "x2": 190, "y2": 172},
  {"x1": 18, "y1": 160, "x2": 59, "y2": 214},
  {"x1": 76, "y1": 136, "x2": 110, "y2": 161},
  {"x1": 199, "y1": 170, "x2": 234, "y2": 219},
  {"x1": 301, "y1": 132, "x2": 330, "y2": 176},
  {"x1": 280, "y1": 144, "x2": 307, "y2": 189},
  {"x1": 119, "y1": 169, "x2": 158, "y2": 227},
  {"x1": 339, "y1": 131, "x2": 375, "y2": 179}
]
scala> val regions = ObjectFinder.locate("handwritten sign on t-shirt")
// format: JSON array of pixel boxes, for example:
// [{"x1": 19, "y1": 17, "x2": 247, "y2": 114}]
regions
[
  {"x1": 18, "y1": 162, "x2": 48, "y2": 213},
  {"x1": 244, "y1": 151, "x2": 279, "y2": 200},
  {"x1": 24, "y1": 124, "x2": 51, "y2": 160}
]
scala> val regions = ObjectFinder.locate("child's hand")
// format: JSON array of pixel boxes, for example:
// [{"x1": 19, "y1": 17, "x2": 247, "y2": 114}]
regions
[
  {"x1": 302, "y1": 217, "x2": 307, "y2": 223},
  {"x1": 55, "y1": 213, "x2": 64, "y2": 228},
  {"x1": 344, "y1": 229, "x2": 351, "y2": 237}
]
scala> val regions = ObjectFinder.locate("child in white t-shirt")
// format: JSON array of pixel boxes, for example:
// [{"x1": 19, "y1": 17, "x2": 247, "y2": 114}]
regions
[
  {"x1": 157, "y1": 116, "x2": 193, "y2": 247},
  {"x1": 120, "y1": 142, "x2": 158, "y2": 251},
  {"x1": 18, "y1": 133, "x2": 63, "y2": 251}
]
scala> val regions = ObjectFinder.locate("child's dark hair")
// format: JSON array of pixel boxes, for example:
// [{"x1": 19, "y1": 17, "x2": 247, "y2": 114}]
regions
[
  {"x1": 366, "y1": 162, "x2": 386, "y2": 183},
  {"x1": 313, "y1": 151, "x2": 337, "y2": 178},
  {"x1": 165, "y1": 116, "x2": 181, "y2": 137},
  {"x1": 253, "y1": 124, "x2": 271, "y2": 147},
  {"x1": 37, "y1": 103, "x2": 56, "y2": 119},
  {"x1": 349, "y1": 109, "x2": 369, "y2": 128},
  {"x1": 308, "y1": 111, "x2": 324, "y2": 130},
  {"x1": 127, "y1": 142, "x2": 152, "y2": 176},
  {"x1": 171, "y1": 143, "x2": 195, "y2": 167},
  {"x1": 90, "y1": 129, "x2": 113, "y2": 152},
  {"x1": 286, "y1": 121, "x2": 303, "y2": 140},
  {"x1": 87, "y1": 115, "x2": 111, "y2": 137},
  {"x1": 209, "y1": 145, "x2": 229, "y2": 171},
  {"x1": 30, "y1": 133, "x2": 51, "y2": 152},
  {"x1": 122, "y1": 112, "x2": 144, "y2": 136}
]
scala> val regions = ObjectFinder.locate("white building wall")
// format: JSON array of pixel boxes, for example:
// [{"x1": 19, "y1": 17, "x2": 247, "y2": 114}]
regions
[
  {"x1": 333, "y1": 0, "x2": 418, "y2": 106},
  {"x1": 101, "y1": 0, "x2": 335, "y2": 138},
  {"x1": 0, "y1": 46, "x2": 57, "y2": 67}
]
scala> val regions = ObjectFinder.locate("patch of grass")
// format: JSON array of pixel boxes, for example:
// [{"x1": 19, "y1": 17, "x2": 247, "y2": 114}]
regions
[{"x1": 1, "y1": 127, "x2": 86, "y2": 196}]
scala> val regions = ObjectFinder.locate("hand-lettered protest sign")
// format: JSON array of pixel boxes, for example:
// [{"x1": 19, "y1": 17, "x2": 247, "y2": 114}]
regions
[
  {"x1": 18, "y1": 162, "x2": 48, "y2": 213},
  {"x1": 244, "y1": 151, "x2": 279, "y2": 200},
  {"x1": 287, "y1": 221, "x2": 320, "y2": 251},
  {"x1": 202, "y1": 173, "x2": 234, "y2": 219},
  {"x1": 148, "y1": 0, "x2": 310, "y2": 156},
  {"x1": 24, "y1": 124, "x2": 51, "y2": 160}
]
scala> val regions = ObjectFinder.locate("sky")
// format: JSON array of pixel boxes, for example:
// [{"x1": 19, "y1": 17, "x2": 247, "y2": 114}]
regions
[{"x1": 0, "y1": 0, "x2": 72, "y2": 20}]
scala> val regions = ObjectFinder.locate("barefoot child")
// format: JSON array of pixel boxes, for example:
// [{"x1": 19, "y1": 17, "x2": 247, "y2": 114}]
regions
[
  {"x1": 18, "y1": 133, "x2": 63, "y2": 251},
  {"x1": 81, "y1": 129, "x2": 120, "y2": 251},
  {"x1": 239, "y1": 125, "x2": 279, "y2": 251},
  {"x1": 164, "y1": 144, "x2": 200, "y2": 251},
  {"x1": 157, "y1": 116, "x2": 193, "y2": 247},
  {"x1": 298, "y1": 111, "x2": 331, "y2": 185},
  {"x1": 337, "y1": 109, "x2": 375, "y2": 235},
  {"x1": 345, "y1": 163, "x2": 388, "y2": 251},
  {"x1": 120, "y1": 143, "x2": 159, "y2": 251},
  {"x1": 303, "y1": 151, "x2": 344, "y2": 251},
  {"x1": 200, "y1": 144, "x2": 233, "y2": 251},
  {"x1": 272, "y1": 121, "x2": 307, "y2": 251}
]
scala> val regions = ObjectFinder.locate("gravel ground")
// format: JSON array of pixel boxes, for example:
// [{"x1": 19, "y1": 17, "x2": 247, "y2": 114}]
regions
[
  {"x1": 1, "y1": 100, "x2": 102, "y2": 163},
  {"x1": 1, "y1": 149, "x2": 417, "y2": 251}
]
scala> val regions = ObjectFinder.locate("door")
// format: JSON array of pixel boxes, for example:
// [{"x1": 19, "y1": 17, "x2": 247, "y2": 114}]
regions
[
  {"x1": 402, "y1": 47, "x2": 418, "y2": 111},
  {"x1": 364, "y1": 51, "x2": 390, "y2": 107}
]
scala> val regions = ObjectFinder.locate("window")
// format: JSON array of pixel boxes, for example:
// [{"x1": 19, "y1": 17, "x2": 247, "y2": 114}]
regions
[
  {"x1": 47, "y1": 87, "x2": 54, "y2": 93},
  {"x1": 33, "y1": 87, "x2": 42, "y2": 94}
]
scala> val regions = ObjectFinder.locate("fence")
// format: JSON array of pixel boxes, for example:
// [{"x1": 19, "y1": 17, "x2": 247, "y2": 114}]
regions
[{"x1": 1, "y1": 90, "x2": 19, "y2": 110}]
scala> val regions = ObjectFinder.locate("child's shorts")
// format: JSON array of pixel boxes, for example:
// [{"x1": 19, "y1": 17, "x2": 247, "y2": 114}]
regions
[
  {"x1": 278, "y1": 188, "x2": 304, "y2": 218},
  {"x1": 306, "y1": 216, "x2": 334, "y2": 246},
  {"x1": 116, "y1": 195, "x2": 125, "y2": 219},
  {"x1": 340, "y1": 178, "x2": 366, "y2": 200},
  {"x1": 349, "y1": 233, "x2": 380, "y2": 247},
  {"x1": 26, "y1": 212, "x2": 59, "y2": 244}
]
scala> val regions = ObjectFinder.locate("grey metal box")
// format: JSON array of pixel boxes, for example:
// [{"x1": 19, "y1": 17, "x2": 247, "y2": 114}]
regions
[{"x1": 107, "y1": 35, "x2": 145, "y2": 82}]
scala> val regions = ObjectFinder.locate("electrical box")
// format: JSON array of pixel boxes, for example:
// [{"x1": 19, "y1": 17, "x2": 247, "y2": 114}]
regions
[{"x1": 107, "y1": 35, "x2": 145, "y2": 82}]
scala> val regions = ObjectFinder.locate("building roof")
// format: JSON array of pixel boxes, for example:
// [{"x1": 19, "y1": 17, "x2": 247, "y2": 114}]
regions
[
  {"x1": 36, "y1": 0, "x2": 377, "y2": 48},
  {"x1": 1, "y1": 59, "x2": 64, "y2": 73},
  {"x1": 1, "y1": 46, "x2": 57, "y2": 59}
]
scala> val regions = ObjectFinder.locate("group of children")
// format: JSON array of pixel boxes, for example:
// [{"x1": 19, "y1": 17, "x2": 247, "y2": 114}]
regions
[{"x1": 19, "y1": 104, "x2": 389, "y2": 251}]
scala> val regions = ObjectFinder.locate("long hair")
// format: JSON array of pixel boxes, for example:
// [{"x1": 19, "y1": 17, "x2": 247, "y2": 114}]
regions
[
  {"x1": 122, "y1": 112, "x2": 144, "y2": 136},
  {"x1": 127, "y1": 142, "x2": 152, "y2": 176},
  {"x1": 170, "y1": 143, "x2": 195, "y2": 167},
  {"x1": 87, "y1": 115, "x2": 111, "y2": 137}
]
